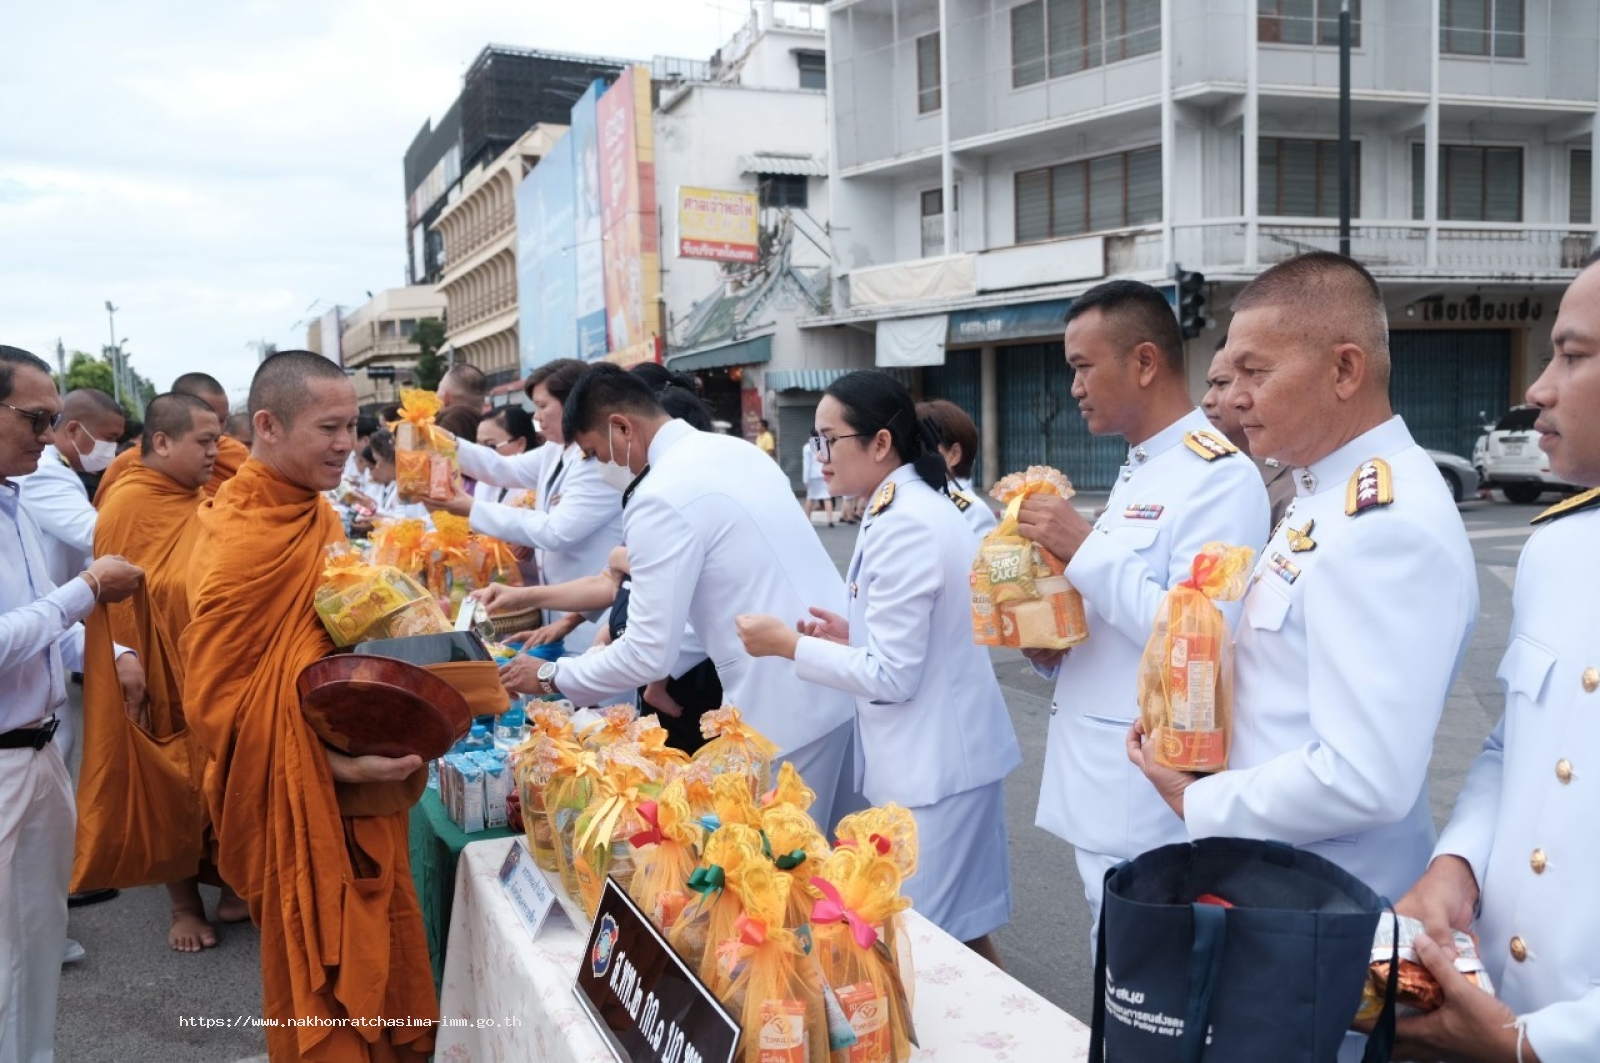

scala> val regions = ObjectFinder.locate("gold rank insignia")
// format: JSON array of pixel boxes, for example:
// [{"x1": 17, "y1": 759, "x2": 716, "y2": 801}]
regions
[
  {"x1": 949, "y1": 490, "x2": 973, "y2": 512},
  {"x1": 1285, "y1": 518, "x2": 1316, "y2": 553},
  {"x1": 869, "y1": 481, "x2": 896, "y2": 517},
  {"x1": 1183, "y1": 430, "x2": 1239, "y2": 461},
  {"x1": 1531, "y1": 486, "x2": 1600, "y2": 526},
  {"x1": 1344, "y1": 458, "x2": 1394, "y2": 516}
]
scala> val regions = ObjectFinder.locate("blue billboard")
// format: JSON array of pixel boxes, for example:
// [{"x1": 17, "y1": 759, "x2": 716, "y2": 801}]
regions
[
  {"x1": 516, "y1": 132, "x2": 578, "y2": 372},
  {"x1": 570, "y1": 82, "x2": 610, "y2": 361}
]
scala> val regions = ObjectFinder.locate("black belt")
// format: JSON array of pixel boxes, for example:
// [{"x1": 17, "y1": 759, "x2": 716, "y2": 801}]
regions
[{"x1": 0, "y1": 717, "x2": 59, "y2": 750}]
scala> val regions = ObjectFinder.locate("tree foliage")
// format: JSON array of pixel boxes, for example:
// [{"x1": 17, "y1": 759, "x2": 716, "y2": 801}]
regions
[{"x1": 410, "y1": 317, "x2": 448, "y2": 391}]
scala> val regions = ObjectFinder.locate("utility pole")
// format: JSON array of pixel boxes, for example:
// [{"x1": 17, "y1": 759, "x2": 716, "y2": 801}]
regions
[
  {"x1": 54, "y1": 339, "x2": 66, "y2": 389},
  {"x1": 1338, "y1": 0, "x2": 1352, "y2": 257},
  {"x1": 104, "y1": 301, "x2": 122, "y2": 405}
]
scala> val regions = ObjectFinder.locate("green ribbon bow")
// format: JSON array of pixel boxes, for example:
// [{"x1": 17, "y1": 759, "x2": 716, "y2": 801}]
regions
[{"x1": 687, "y1": 865, "x2": 725, "y2": 896}]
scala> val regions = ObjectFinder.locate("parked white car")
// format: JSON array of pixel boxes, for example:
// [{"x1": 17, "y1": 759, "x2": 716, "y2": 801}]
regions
[
  {"x1": 1426, "y1": 449, "x2": 1480, "y2": 504},
  {"x1": 1476, "y1": 405, "x2": 1582, "y2": 504}
]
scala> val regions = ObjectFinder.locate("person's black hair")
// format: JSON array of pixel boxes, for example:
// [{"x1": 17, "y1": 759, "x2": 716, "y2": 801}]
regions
[
  {"x1": 360, "y1": 444, "x2": 375, "y2": 465},
  {"x1": 369, "y1": 427, "x2": 396, "y2": 463},
  {"x1": 562, "y1": 364, "x2": 664, "y2": 441},
  {"x1": 629, "y1": 363, "x2": 712, "y2": 431},
  {"x1": 356, "y1": 414, "x2": 379, "y2": 440},
  {"x1": 1064, "y1": 279, "x2": 1185, "y2": 373},
  {"x1": 0, "y1": 346, "x2": 53, "y2": 402},
  {"x1": 487, "y1": 404, "x2": 540, "y2": 448},
  {"x1": 823, "y1": 370, "x2": 947, "y2": 493},
  {"x1": 524, "y1": 358, "x2": 589, "y2": 405}
]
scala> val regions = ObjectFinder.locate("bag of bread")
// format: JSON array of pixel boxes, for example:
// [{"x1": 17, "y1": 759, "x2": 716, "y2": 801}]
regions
[
  {"x1": 312, "y1": 543, "x2": 451, "y2": 647},
  {"x1": 391, "y1": 388, "x2": 461, "y2": 503},
  {"x1": 1354, "y1": 914, "x2": 1495, "y2": 1024},
  {"x1": 693, "y1": 706, "x2": 779, "y2": 796},
  {"x1": 1136, "y1": 543, "x2": 1254, "y2": 773},
  {"x1": 810, "y1": 844, "x2": 917, "y2": 1063},
  {"x1": 972, "y1": 467, "x2": 1090, "y2": 650},
  {"x1": 626, "y1": 778, "x2": 703, "y2": 933}
]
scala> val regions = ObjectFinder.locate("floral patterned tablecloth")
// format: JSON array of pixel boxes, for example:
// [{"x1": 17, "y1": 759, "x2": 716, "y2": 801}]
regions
[{"x1": 436, "y1": 837, "x2": 1090, "y2": 1063}]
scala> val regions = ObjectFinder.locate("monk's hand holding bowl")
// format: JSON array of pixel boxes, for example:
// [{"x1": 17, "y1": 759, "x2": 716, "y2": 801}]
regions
[{"x1": 326, "y1": 749, "x2": 424, "y2": 784}]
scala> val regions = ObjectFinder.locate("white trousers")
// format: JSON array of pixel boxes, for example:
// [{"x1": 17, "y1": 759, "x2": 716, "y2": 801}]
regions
[
  {"x1": 0, "y1": 742, "x2": 73, "y2": 1063},
  {"x1": 1076, "y1": 847, "x2": 1123, "y2": 960}
]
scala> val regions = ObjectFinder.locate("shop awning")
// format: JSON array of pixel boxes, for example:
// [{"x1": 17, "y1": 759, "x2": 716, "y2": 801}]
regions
[
  {"x1": 766, "y1": 367, "x2": 914, "y2": 393},
  {"x1": 946, "y1": 298, "x2": 1073, "y2": 347},
  {"x1": 739, "y1": 153, "x2": 828, "y2": 177},
  {"x1": 665, "y1": 334, "x2": 773, "y2": 372}
]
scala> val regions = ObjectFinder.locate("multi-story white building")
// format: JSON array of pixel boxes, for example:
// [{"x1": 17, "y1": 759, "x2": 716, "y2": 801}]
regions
[
  {"x1": 337, "y1": 287, "x2": 448, "y2": 410},
  {"x1": 821, "y1": 0, "x2": 1600, "y2": 487},
  {"x1": 658, "y1": 1, "x2": 881, "y2": 484}
]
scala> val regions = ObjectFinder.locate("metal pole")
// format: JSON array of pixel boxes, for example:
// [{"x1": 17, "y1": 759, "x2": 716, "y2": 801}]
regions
[
  {"x1": 104, "y1": 301, "x2": 122, "y2": 405},
  {"x1": 1339, "y1": 0, "x2": 1352, "y2": 256},
  {"x1": 54, "y1": 340, "x2": 66, "y2": 389}
]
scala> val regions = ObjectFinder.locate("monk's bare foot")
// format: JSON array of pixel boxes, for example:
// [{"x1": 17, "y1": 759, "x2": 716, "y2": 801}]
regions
[
  {"x1": 216, "y1": 887, "x2": 249, "y2": 924},
  {"x1": 169, "y1": 908, "x2": 217, "y2": 953}
]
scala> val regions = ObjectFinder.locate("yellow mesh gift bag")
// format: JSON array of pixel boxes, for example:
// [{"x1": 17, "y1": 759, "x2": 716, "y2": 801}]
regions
[
  {"x1": 512, "y1": 707, "x2": 580, "y2": 871},
  {"x1": 368, "y1": 517, "x2": 429, "y2": 577},
  {"x1": 809, "y1": 845, "x2": 916, "y2": 1063},
  {"x1": 668, "y1": 823, "x2": 765, "y2": 977},
  {"x1": 625, "y1": 777, "x2": 703, "y2": 933},
  {"x1": 760, "y1": 802, "x2": 830, "y2": 932},
  {"x1": 632, "y1": 714, "x2": 693, "y2": 773},
  {"x1": 973, "y1": 466, "x2": 1090, "y2": 650},
  {"x1": 392, "y1": 388, "x2": 461, "y2": 503},
  {"x1": 694, "y1": 706, "x2": 779, "y2": 795},
  {"x1": 572, "y1": 758, "x2": 659, "y2": 917},
  {"x1": 761, "y1": 761, "x2": 816, "y2": 814},
  {"x1": 312, "y1": 543, "x2": 449, "y2": 647},
  {"x1": 1137, "y1": 542, "x2": 1255, "y2": 773},
  {"x1": 580, "y1": 704, "x2": 640, "y2": 751},
  {"x1": 544, "y1": 748, "x2": 603, "y2": 903}
]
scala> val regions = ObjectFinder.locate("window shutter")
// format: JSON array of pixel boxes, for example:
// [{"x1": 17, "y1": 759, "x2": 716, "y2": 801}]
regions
[
  {"x1": 917, "y1": 34, "x2": 942, "y2": 112},
  {"x1": 1087, "y1": 155, "x2": 1124, "y2": 232},
  {"x1": 1572, "y1": 150, "x2": 1592, "y2": 225},
  {"x1": 1051, "y1": 162, "x2": 1087, "y2": 236},
  {"x1": 1412, "y1": 142, "x2": 1427, "y2": 220},
  {"x1": 1484, "y1": 147, "x2": 1522, "y2": 222},
  {"x1": 1011, "y1": 2, "x2": 1047, "y2": 86},
  {"x1": 1493, "y1": 0, "x2": 1525, "y2": 57},
  {"x1": 1125, "y1": 147, "x2": 1162, "y2": 224},
  {"x1": 1016, "y1": 169, "x2": 1052, "y2": 242}
]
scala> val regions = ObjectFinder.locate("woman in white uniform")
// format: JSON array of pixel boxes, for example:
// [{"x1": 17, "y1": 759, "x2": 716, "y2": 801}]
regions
[
  {"x1": 471, "y1": 405, "x2": 542, "y2": 585},
  {"x1": 428, "y1": 358, "x2": 624, "y2": 651},
  {"x1": 801, "y1": 439, "x2": 834, "y2": 526},
  {"x1": 737, "y1": 370, "x2": 1021, "y2": 963},
  {"x1": 917, "y1": 398, "x2": 997, "y2": 541}
]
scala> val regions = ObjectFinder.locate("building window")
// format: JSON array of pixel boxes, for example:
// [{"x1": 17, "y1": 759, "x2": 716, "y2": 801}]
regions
[
  {"x1": 1010, "y1": 0, "x2": 1161, "y2": 89},
  {"x1": 1259, "y1": 137, "x2": 1360, "y2": 217},
  {"x1": 1573, "y1": 149, "x2": 1592, "y2": 225},
  {"x1": 796, "y1": 51, "x2": 827, "y2": 90},
  {"x1": 1015, "y1": 146, "x2": 1161, "y2": 243},
  {"x1": 758, "y1": 174, "x2": 809, "y2": 209},
  {"x1": 1258, "y1": 0, "x2": 1362, "y2": 48},
  {"x1": 1441, "y1": 0, "x2": 1524, "y2": 58},
  {"x1": 1410, "y1": 143, "x2": 1523, "y2": 222},
  {"x1": 916, "y1": 33, "x2": 941, "y2": 113},
  {"x1": 921, "y1": 186, "x2": 959, "y2": 257}
]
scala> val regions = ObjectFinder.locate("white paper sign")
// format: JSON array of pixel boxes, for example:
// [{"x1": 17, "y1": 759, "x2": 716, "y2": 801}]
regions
[{"x1": 498, "y1": 840, "x2": 559, "y2": 941}]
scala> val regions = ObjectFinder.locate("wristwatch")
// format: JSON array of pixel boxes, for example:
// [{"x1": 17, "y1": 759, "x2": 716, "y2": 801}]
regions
[{"x1": 536, "y1": 660, "x2": 560, "y2": 696}]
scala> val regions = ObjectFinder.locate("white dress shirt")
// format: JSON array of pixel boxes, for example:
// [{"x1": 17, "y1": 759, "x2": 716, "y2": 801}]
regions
[
  {"x1": 794, "y1": 464, "x2": 1020, "y2": 806},
  {"x1": 948, "y1": 476, "x2": 998, "y2": 542},
  {"x1": 0, "y1": 482, "x2": 92, "y2": 733},
  {"x1": 555, "y1": 419, "x2": 856, "y2": 756},
  {"x1": 17, "y1": 445, "x2": 95, "y2": 590},
  {"x1": 1183, "y1": 416, "x2": 1478, "y2": 903},
  {"x1": 457, "y1": 440, "x2": 622, "y2": 650},
  {"x1": 1431, "y1": 494, "x2": 1600, "y2": 1063},
  {"x1": 1037, "y1": 408, "x2": 1271, "y2": 860}
]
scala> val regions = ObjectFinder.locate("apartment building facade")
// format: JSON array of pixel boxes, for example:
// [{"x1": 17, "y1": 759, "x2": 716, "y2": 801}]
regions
[{"x1": 822, "y1": 0, "x2": 1600, "y2": 487}]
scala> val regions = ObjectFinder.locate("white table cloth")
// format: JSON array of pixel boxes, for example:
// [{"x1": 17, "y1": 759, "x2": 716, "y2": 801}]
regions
[{"x1": 436, "y1": 837, "x2": 1090, "y2": 1063}]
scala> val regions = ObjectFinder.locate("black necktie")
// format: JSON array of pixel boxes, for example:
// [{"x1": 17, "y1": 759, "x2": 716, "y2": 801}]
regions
[{"x1": 622, "y1": 465, "x2": 651, "y2": 509}]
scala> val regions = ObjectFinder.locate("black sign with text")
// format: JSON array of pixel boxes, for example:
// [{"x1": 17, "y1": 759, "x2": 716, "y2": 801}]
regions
[{"x1": 574, "y1": 876, "x2": 741, "y2": 1063}]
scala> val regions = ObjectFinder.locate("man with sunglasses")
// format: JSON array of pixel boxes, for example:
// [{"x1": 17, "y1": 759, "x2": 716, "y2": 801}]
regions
[{"x1": 0, "y1": 346, "x2": 144, "y2": 1062}]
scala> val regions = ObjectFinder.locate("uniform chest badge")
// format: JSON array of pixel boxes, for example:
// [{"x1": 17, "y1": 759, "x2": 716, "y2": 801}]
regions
[
  {"x1": 1123, "y1": 503, "x2": 1165, "y2": 521},
  {"x1": 869, "y1": 482, "x2": 896, "y2": 517},
  {"x1": 949, "y1": 490, "x2": 973, "y2": 513},
  {"x1": 1183, "y1": 430, "x2": 1239, "y2": 461},
  {"x1": 1345, "y1": 458, "x2": 1394, "y2": 516},
  {"x1": 1285, "y1": 518, "x2": 1316, "y2": 553},
  {"x1": 1268, "y1": 551, "x2": 1301, "y2": 585}
]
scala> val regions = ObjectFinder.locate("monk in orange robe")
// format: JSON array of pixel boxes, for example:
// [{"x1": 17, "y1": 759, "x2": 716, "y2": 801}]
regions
[
  {"x1": 182, "y1": 351, "x2": 436, "y2": 1062},
  {"x1": 96, "y1": 371, "x2": 249, "y2": 503},
  {"x1": 75, "y1": 393, "x2": 252, "y2": 951}
]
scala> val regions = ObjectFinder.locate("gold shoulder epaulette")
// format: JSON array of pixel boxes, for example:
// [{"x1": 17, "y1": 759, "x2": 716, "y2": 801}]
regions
[
  {"x1": 1183, "y1": 430, "x2": 1238, "y2": 461},
  {"x1": 948, "y1": 490, "x2": 973, "y2": 513},
  {"x1": 1532, "y1": 486, "x2": 1600, "y2": 526},
  {"x1": 1345, "y1": 458, "x2": 1394, "y2": 516},
  {"x1": 868, "y1": 481, "x2": 896, "y2": 517}
]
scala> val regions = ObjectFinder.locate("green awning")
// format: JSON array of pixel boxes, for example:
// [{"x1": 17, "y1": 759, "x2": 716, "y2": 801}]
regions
[
  {"x1": 765, "y1": 367, "x2": 914, "y2": 392},
  {"x1": 665, "y1": 334, "x2": 773, "y2": 372}
]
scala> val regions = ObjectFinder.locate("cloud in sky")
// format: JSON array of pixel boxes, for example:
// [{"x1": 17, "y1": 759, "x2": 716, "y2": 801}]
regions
[{"x1": 0, "y1": 0, "x2": 739, "y2": 403}]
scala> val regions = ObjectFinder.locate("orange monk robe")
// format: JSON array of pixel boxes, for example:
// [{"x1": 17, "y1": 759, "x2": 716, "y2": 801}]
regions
[
  {"x1": 95, "y1": 433, "x2": 250, "y2": 504},
  {"x1": 181, "y1": 459, "x2": 435, "y2": 1063},
  {"x1": 72, "y1": 463, "x2": 209, "y2": 890}
]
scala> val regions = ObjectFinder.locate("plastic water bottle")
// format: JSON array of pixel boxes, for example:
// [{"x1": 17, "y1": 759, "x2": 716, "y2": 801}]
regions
[
  {"x1": 496, "y1": 697, "x2": 528, "y2": 746},
  {"x1": 462, "y1": 723, "x2": 493, "y2": 754}
]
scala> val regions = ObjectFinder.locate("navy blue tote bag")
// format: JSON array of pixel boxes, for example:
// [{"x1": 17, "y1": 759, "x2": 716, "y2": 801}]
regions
[{"x1": 1089, "y1": 838, "x2": 1398, "y2": 1063}]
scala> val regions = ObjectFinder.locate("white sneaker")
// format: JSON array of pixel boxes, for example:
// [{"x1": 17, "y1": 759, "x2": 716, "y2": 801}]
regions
[{"x1": 63, "y1": 938, "x2": 86, "y2": 964}]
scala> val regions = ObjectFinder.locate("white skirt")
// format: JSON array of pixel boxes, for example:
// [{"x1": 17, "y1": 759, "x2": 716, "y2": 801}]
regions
[
  {"x1": 903, "y1": 780, "x2": 1013, "y2": 942},
  {"x1": 805, "y1": 478, "x2": 832, "y2": 501}
]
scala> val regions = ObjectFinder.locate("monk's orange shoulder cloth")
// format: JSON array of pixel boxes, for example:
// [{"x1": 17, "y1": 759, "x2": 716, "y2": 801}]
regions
[
  {"x1": 92, "y1": 446, "x2": 141, "y2": 507},
  {"x1": 208, "y1": 434, "x2": 250, "y2": 498},
  {"x1": 74, "y1": 463, "x2": 210, "y2": 892},
  {"x1": 182, "y1": 458, "x2": 436, "y2": 1062}
]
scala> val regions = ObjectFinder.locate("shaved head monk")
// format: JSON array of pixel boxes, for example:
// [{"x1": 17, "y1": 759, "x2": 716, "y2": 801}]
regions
[
  {"x1": 75, "y1": 394, "x2": 250, "y2": 951},
  {"x1": 181, "y1": 351, "x2": 437, "y2": 1060},
  {"x1": 95, "y1": 371, "x2": 249, "y2": 503}
]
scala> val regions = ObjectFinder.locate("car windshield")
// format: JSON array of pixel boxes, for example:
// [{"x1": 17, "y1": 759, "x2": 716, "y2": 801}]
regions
[{"x1": 1495, "y1": 408, "x2": 1538, "y2": 432}]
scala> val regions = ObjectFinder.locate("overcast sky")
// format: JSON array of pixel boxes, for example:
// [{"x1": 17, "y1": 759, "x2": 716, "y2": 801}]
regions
[{"x1": 1, "y1": 0, "x2": 743, "y2": 404}]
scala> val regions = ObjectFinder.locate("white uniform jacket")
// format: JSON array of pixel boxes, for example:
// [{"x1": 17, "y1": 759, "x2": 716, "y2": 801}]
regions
[
  {"x1": 1038, "y1": 408, "x2": 1271, "y2": 858},
  {"x1": 556, "y1": 420, "x2": 855, "y2": 756},
  {"x1": 457, "y1": 440, "x2": 622, "y2": 648},
  {"x1": 1184, "y1": 416, "x2": 1478, "y2": 903},
  {"x1": 1432, "y1": 492, "x2": 1600, "y2": 1063},
  {"x1": 17, "y1": 446, "x2": 95, "y2": 590},
  {"x1": 794, "y1": 465, "x2": 1021, "y2": 807},
  {"x1": 949, "y1": 476, "x2": 998, "y2": 542}
]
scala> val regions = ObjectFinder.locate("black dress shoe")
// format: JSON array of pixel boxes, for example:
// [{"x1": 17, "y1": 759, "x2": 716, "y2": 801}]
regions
[{"x1": 67, "y1": 888, "x2": 119, "y2": 907}]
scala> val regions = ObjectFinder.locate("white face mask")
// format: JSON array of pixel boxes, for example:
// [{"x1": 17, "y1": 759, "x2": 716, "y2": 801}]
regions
[
  {"x1": 73, "y1": 426, "x2": 118, "y2": 473},
  {"x1": 597, "y1": 423, "x2": 634, "y2": 492}
]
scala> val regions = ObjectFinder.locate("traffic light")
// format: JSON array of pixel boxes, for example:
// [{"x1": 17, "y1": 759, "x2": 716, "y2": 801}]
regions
[{"x1": 1176, "y1": 269, "x2": 1207, "y2": 340}]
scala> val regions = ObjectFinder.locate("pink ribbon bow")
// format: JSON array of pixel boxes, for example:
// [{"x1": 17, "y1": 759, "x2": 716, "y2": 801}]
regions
[
  {"x1": 628, "y1": 801, "x2": 663, "y2": 849},
  {"x1": 809, "y1": 877, "x2": 878, "y2": 950}
]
